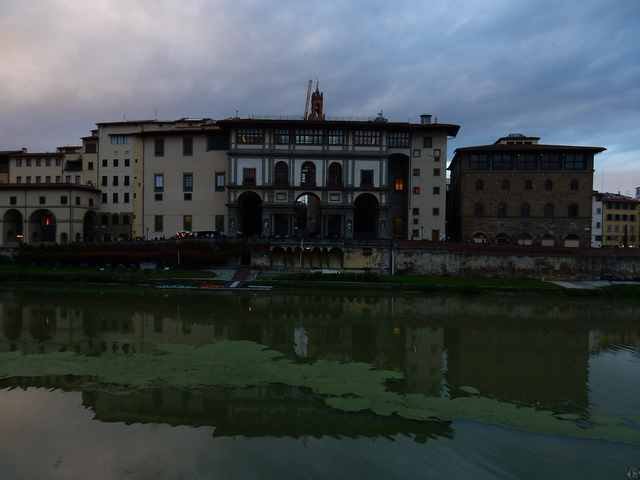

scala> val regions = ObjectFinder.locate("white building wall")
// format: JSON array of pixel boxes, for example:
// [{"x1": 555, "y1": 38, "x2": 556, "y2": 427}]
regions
[{"x1": 591, "y1": 196, "x2": 603, "y2": 248}]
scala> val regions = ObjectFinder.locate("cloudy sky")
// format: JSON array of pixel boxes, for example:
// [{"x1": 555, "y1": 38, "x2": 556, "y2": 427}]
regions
[{"x1": 1, "y1": 0, "x2": 638, "y2": 194}]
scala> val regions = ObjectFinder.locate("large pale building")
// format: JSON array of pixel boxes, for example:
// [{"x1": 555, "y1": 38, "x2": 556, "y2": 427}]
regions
[{"x1": 1, "y1": 87, "x2": 461, "y2": 252}]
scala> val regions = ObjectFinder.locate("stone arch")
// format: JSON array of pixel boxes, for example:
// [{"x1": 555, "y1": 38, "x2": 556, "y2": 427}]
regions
[
  {"x1": 237, "y1": 191, "x2": 263, "y2": 237},
  {"x1": 3, "y1": 209, "x2": 23, "y2": 244},
  {"x1": 274, "y1": 161, "x2": 289, "y2": 186},
  {"x1": 327, "y1": 162, "x2": 343, "y2": 187},
  {"x1": 29, "y1": 209, "x2": 56, "y2": 243},
  {"x1": 472, "y1": 232, "x2": 488, "y2": 244},
  {"x1": 354, "y1": 193, "x2": 379, "y2": 240},
  {"x1": 300, "y1": 161, "x2": 316, "y2": 187}
]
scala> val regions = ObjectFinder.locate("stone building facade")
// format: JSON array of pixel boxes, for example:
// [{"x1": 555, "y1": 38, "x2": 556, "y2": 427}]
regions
[
  {"x1": 448, "y1": 134, "x2": 605, "y2": 247},
  {"x1": 597, "y1": 192, "x2": 640, "y2": 248}
]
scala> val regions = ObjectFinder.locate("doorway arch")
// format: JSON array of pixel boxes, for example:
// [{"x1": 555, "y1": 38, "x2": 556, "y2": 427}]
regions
[
  {"x1": 237, "y1": 191, "x2": 263, "y2": 237},
  {"x1": 354, "y1": 193, "x2": 379, "y2": 240},
  {"x1": 29, "y1": 210, "x2": 56, "y2": 243},
  {"x1": 3, "y1": 209, "x2": 23, "y2": 244}
]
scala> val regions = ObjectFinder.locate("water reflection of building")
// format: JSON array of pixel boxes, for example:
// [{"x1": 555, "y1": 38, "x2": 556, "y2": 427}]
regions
[{"x1": 445, "y1": 327, "x2": 590, "y2": 410}]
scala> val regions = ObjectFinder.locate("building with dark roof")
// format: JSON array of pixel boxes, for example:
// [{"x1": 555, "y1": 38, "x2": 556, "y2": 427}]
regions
[
  {"x1": 593, "y1": 192, "x2": 640, "y2": 248},
  {"x1": 448, "y1": 134, "x2": 605, "y2": 247}
]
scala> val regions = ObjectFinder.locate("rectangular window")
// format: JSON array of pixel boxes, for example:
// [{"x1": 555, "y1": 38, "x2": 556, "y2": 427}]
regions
[
  {"x1": 26, "y1": 159, "x2": 32, "y2": 167},
  {"x1": 65, "y1": 175, "x2": 71, "y2": 183},
  {"x1": 89, "y1": 198, "x2": 94, "y2": 207},
  {"x1": 353, "y1": 130, "x2": 381, "y2": 146},
  {"x1": 88, "y1": 162, "x2": 94, "y2": 170},
  {"x1": 122, "y1": 215, "x2": 130, "y2": 225},
  {"x1": 517, "y1": 153, "x2": 538, "y2": 170},
  {"x1": 236, "y1": 128, "x2": 264, "y2": 145},
  {"x1": 124, "y1": 176, "x2": 130, "y2": 186},
  {"x1": 183, "y1": 215, "x2": 193, "y2": 232},
  {"x1": 154, "y1": 174, "x2": 164, "y2": 192},
  {"x1": 154, "y1": 215, "x2": 163, "y2": 232},
  {"x1": 75, "y1": 196, "x2": 81, "y2": 206},
  {"x1": 113, "y1": 176, "x2": 118, "y2": 186},
  {"x1": 295, "y1": 129, "x2": 323, "y2": 145},
  {"x1": 360, "y1": 170, "x2": 374, "y2": 187},
  {"x1": 184, "y1": 193, "x2": 192, "y2": 201},
  {"x1": 564, "y1": 152, "x2": 587, "y2": 170},
  {"x1": 16, "y1": 176, "x2": 21, "y2": 184},
  {"x1": 36, "y1": 176, "x2": 41, "y2": 184},
  {"x1": 215, "y1": 215, "x2": 225, "y2": 232},
  {"x1": 155, "y1": 193, "x2": 163, "y2": 201},
  {"x1": 207, "y1": 133, "x2": 229, "y2": 150},
  {"x1": 38, "y1": 196, "x2": 45, "y2": 205},
  {"x1": 242, "y1": 168, "x2": 256, "y2": 186},
  {"x1": 15, "y1": 159, "x2": 22, "y2": 167},
  {"x1": 433, "y1": 168, "x2": 441, "y2": 176},
  {"x1": 101, "y1": 193, "x2": 107, "y2": 203},
  {"x1": 154, "y1": 138, "x2": 165, "y2": 156},
  {"x1": 85, "y1": 142, "x2": 97, "y2": 153},
  {"x1": 412, "y1": 208, "x2": 420, "y2": 215},
  {"x1": 540, "y1": 153, "x2": 562, "y2": 170},
  {"x1": 182, "y1": 136, "x2": 194, "y2": 156},
  {"x1": 412, "y1": 229, "x2": 420, "y2": 238},
  {"x1": 75, "y1": 175, "x2": 80, "y2": 184},
  {"x1": 102, "y1": 159, "x2": 108, "y2": 167},
  {"x1": 183, "y1": 173, "x2": 193, "y2": 192},
  {"x1": 45, "y1": 176, "x2": 51, "y2": 183},
  {"x1": 55, "y1": 176, "x2": 60, "y2": 183},
  {"x1": 124, "y1": 158, "x2": 130, "y2": 167},
  {"x1": 274, "y1": 129, "x2": 290, "y2": 145},
  {"x1": 327, "y1": 129, "x2": 345, "y2": 145},
  {"x1": 60, "y1": 196, "x2": 67, "y2": 205},
  {"x1": 423, "y1": 137, "x2": 433, "y2": 148},
  {"x1": 101, "y1": 176, "x2": 107, "y2": 186},
  {"x1": 9, "y1": 196, "x2": 16, "y2": 205},
  {"x1": 113, "y1": 159, "x2": 119, "y2": 168},
  {"x1": 112, "y1": 215, "x2": 119, "y2": 226},
  {"x1": 215, "y1": 172, "x2": 225, "y2": 191},
  {"x1": 45, "y1": 159, "x2": 51, "y2": 167},
  {"x1": 492, "y1": 153, "x2": 514, "y2": 170},
  {"x1": 432, "y1": 207, "x2": 440, "y2": 216},
  {"x1": 413, "y1": 168, "x2": 421, "y2": 176},
  {"x1": 26, "y1": 176, "x2": 31, "y2": 184},
  {"x1": 36, "y1": 159, "x2": 42, "y2": 167},
  {"x1": 124, "y1": 192, "x2": 130, "y2": 203},
  {"x1": 433, "y1": 186, "x2": 440, "y2": 195},
  {"x1": 112, "y1": 192, "x2": 118, "y2": 203},
  {"x1": 413, "y1": 218, "x2": 419, "y2": 225},
  {"x1": 110, "y1": 135, "x2": 128, "y2": 145},
  {"x1": 387, "y1": 132, "x2": 410, "y2": 148},
  {"x1": 413, "y1": 186, "x2": 421, "y2": 194},
  {"x1": 469, "y1": 154, "x2": 490, "y2": 170}
]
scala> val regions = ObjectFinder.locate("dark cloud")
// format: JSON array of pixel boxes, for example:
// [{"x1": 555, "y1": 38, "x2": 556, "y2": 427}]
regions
[{"x1": 0, "y1": 0, "x2": 638, "y2": 193}]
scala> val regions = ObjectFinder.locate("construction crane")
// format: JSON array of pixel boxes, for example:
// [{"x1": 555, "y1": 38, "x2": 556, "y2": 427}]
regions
[{"x1": 303, "y1": 80, "x2": 312, "y2": 120}]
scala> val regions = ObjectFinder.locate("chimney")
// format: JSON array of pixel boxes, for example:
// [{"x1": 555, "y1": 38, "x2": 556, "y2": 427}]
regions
[{"x1": 420, "y1": 114, "x2": 432, "y2": 125}]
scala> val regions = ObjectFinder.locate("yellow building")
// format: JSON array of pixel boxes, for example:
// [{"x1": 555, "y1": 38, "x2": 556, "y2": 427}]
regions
[{"x1": 599, "y1": 192, "x2": 640, "y2": 248}]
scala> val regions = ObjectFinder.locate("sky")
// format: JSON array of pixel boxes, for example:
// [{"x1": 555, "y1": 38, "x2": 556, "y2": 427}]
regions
[{"x1": 0, "y1": 0, "x2": 638, "y2": 195}]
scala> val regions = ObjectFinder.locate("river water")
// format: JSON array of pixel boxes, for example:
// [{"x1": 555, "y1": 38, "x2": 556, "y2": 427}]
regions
[{"x1": 0, "y1": 286, "x2": 639, "y2": 479}]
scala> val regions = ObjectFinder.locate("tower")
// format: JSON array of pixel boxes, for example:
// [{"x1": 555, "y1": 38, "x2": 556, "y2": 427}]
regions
[{"x1": 307, "y1": 81, "x2": 324, "y2": 120}]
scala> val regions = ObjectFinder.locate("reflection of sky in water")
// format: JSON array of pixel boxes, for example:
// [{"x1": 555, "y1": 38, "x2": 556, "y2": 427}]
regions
[
  {"x1": 589, "y1": 347, "x2": 640, "y2": 417},
  {"x1": 0, "y1": 389, "x2": 638, "y2": 480}
]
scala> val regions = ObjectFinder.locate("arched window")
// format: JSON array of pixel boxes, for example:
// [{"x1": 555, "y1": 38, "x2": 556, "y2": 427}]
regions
[
  {"x1": 501, "y1": 179, "x2": 510, "y2": 191},
  {"x1": 497, "y1": 202, "x2": 507, "y2": 218},
  {"x1": 474, "y1": 202, "x2": 485, "y2": 216},
  {"x1": 328, "y1": 162, "x2": 343, "y2": 187},
  {"x1": 568, "y1": 204, "x2": 579, "y2": 218},
  {"x1": 544, "y1": 203, "x2": 555, "y2": 218},
  {"x1": 475, "y1": 179, "x2": 484, "y2": 191},
  {"x1": 274, "y1": 161, "x2": 289, "y2": 186},
  {"x1": 521, "y1": 203, "x2": 531, "y2": 218},
  {"x1": 300, "y1": 162, "x2": 316, "y2": 187},
  {"x1": 570, "y1": 179, "x2": 579, "y2": 191},
  {"x1": 544, "y1": 179, "x2": 553, "y2": 191}
]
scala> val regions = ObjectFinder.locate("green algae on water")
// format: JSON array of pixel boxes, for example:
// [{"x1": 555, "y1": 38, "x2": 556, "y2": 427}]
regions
[{"x1": 1, "y1": 340, "x2": 639, "y2": 446}]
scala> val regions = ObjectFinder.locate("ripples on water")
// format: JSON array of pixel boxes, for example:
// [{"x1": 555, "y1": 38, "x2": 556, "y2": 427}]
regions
[{"x1": 0, "y1": 287, "x2": 639, "y2": 479}]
